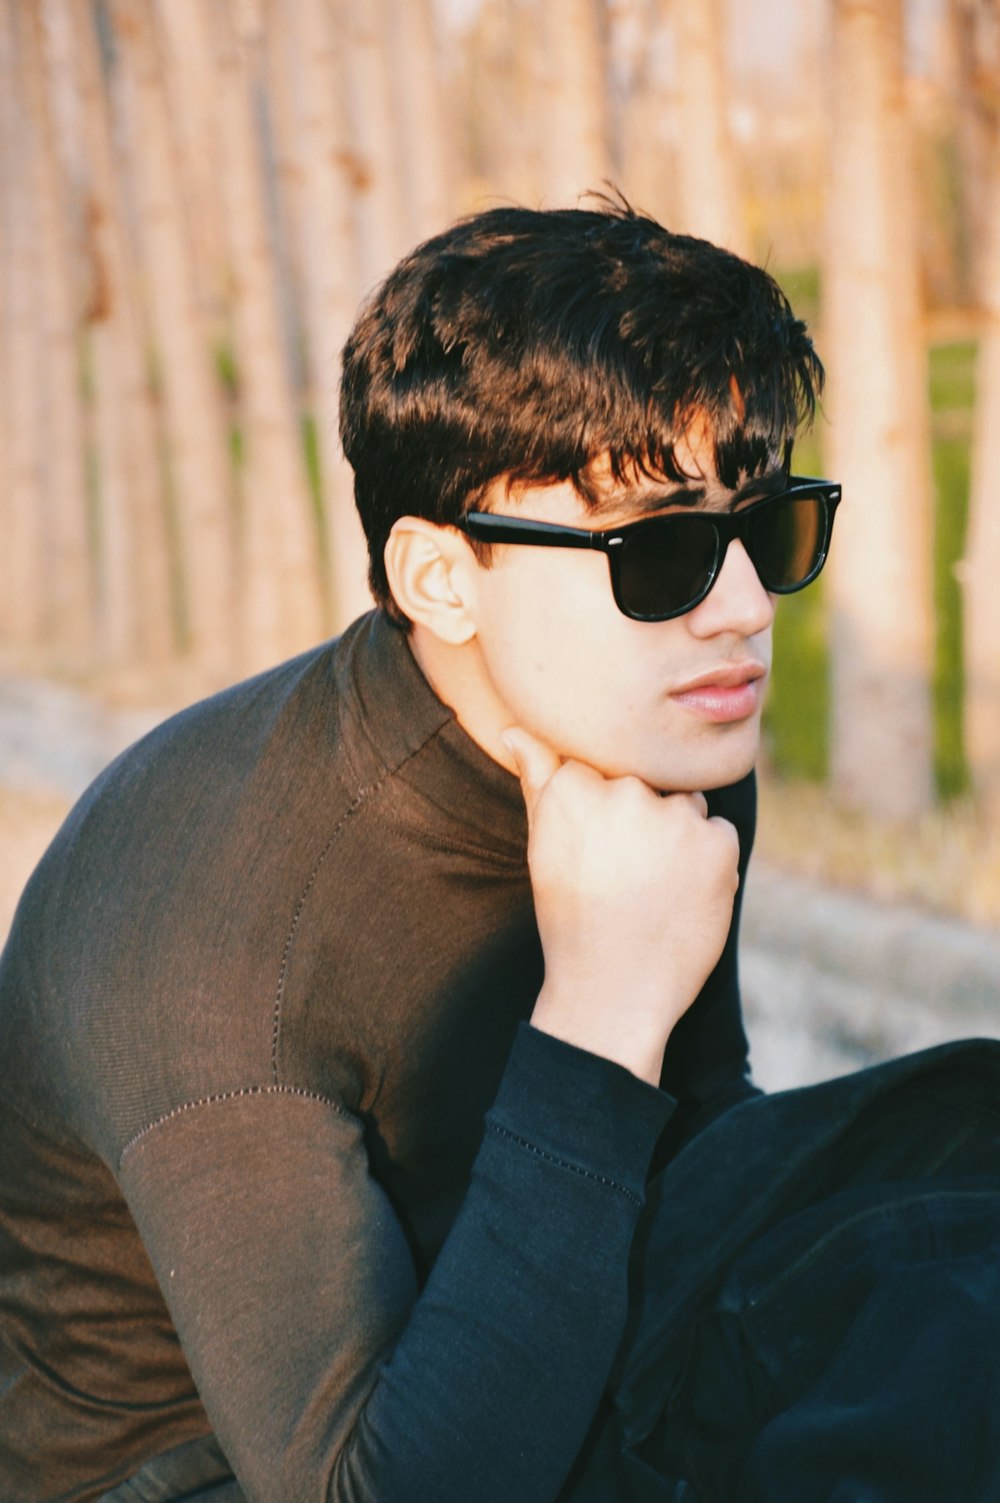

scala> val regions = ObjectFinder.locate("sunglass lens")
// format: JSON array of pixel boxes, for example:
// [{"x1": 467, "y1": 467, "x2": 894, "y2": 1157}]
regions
[
  {"x1": 749, "y1": 496, "x2": 825, "y2": 591},
  {"x1": 617, "y1": 515, "x2": 720, "y2": 619}
]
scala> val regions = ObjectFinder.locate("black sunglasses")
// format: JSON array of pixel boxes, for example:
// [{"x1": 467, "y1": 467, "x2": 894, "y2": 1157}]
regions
[{"x1": 459, "y1": 477, "x2": 842, "y2": 622}]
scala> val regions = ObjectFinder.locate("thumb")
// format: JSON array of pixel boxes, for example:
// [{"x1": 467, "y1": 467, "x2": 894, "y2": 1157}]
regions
[{"x1": 500, "y1": 727, "x2": 562, "y2": 823}]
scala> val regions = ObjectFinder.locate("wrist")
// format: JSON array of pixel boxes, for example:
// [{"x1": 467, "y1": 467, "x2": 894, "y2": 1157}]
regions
[{"x1": 530, "y1": 985, "x2": 667, "y2": 1087}]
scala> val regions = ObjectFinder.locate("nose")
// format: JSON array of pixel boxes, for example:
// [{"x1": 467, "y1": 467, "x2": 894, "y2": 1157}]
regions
[{"x1": 685, "y1": 538, "x2": 775, "y2": 639}]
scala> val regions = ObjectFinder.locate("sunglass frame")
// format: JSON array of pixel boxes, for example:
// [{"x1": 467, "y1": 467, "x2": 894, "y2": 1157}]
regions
[{"x1": 459, "y1": 476, "x2": 842, "y2": 622}]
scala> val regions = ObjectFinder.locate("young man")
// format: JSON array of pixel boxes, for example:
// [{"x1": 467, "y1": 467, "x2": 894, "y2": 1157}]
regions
[{"x1": 0, "y1": 205, "x2": 834, "y2": 1500}]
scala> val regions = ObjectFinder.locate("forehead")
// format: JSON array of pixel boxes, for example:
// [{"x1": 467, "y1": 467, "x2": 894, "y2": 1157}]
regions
[{"x1": 579, "y1": 417, "x2": 790, "y2": 514}]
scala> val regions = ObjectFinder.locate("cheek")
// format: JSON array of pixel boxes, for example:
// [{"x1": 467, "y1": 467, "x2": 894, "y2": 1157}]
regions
[
  {"x1": 476, "y1": 556, "x2": 611, "y2": 691},
  {"x1": 477, "y1": 561, "x2": 667, "y2": 743}
]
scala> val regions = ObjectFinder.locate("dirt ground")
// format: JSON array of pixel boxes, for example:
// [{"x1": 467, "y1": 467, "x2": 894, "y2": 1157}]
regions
[{"x1": 0, "y1": 786, "x2": 71, "y2": 938}]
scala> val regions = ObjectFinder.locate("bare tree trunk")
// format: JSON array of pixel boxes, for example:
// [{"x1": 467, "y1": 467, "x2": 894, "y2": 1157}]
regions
[
  {"x1": 670, "y1": 0, "x2": 747, "y2": 253},
  {"x1": 964, "y1": 136, "x2": 1000, "y2": 823},
  {"x1": 825, "y1": 0, "x2": 935, "y2": 819},
  {"x1": 611, "y1": 0, "x2": 677, "y2": 225},
  {"x1": 65, "y1": 0, "x2": 174, "y2": 668},
  {"x1": 538, "y1": 0, "x2": 611, "y2": 207},
  {"x1": 458, "y1": 0, "x2": 542, "y2": 207},
  {"x1": 342, "y1": 0, "x2": 409, "y2": 288},
  {"x1": 385, "y1": 0, "x2": 452, "y2": 246},
  {"x1": 277, "y1": 0, "x2": 371, "y2": 630},
  {"x1": 152, "y1": 0, "x2": 228, "y2": 340},
  {"x1": 25, "y1": 0, "x2": 95, "y2": 663},
  {"x1": 203, "y1": 0, "x2": 324, "y2": 670},
  {"x1": 0, "y1": 0, "x2": 22, "y2": 645},
  {"x1": 110, "y1": 0, "x2": 235, "y2": 673},
  {"x1": 948, "y1": 0, "x2": 999, "y2": 308}
]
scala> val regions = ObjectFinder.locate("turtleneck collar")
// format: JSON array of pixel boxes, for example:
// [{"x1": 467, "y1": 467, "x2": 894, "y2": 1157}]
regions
[{"x1": 331, "y1": 610, "x2": 529, "y2": 861}]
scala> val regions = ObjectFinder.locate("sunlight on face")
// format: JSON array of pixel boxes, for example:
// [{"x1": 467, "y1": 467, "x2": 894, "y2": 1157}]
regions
[{"x1": 461, "y1": 442, "x2": 779, "y2": 791}]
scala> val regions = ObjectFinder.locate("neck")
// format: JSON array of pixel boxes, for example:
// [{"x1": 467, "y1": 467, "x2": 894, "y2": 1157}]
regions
[{"x1": 408, "y1": 625, "x2": 518, "y2": 775}]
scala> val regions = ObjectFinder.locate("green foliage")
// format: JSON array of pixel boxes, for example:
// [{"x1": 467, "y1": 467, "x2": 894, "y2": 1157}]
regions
[
  {"x1": 764, "y1": 415, "x2": 830, "y2": 780},
  {"x1": 776, "y1": 264, "x2": 821, "y2": 333},
  {"x1": 931, "y1": 341, "x2": 975, "y2": 799},
  {"x1": 763, "y1": 269, "x2": 977, "y2": 801},
  {"x1": 929, "y1": 338, "x2": 976, "y2": 413}
]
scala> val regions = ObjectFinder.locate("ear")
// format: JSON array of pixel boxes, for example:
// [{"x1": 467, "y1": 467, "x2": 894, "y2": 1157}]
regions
[{"x1": 383, "y1": 517, "x2": 479, "y2": 645}]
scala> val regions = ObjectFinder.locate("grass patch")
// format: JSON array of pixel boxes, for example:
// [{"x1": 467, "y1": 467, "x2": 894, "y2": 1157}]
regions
[
  {"x1": 764, "y1": 277, "x2": 977, "y2": 802},
  {"x1": 756, "y1": 771, "x2": 1000, "y2": 928}
]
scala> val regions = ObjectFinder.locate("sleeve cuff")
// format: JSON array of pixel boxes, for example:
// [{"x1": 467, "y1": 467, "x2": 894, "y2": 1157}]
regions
[{"x1": 486, "y1": 1021, "x2": 675, "y2": 1202}]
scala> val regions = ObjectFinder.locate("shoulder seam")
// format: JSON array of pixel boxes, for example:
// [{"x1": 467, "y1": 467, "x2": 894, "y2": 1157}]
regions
[
  {"x1": 486, "y1": 1121, "x2": 643, "y2": 1208},
  {"x1": 119, "y1": 1083, "x2": 356, "y2": 1164},
  {"x1": 270, "y1": 720, "x2": 452, "y2": 1084}
]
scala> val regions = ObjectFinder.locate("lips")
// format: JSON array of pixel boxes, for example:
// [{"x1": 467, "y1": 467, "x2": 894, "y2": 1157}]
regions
[
  {"x1": 669, "y1": 662, "x2": 768, "y2": 723},
  {"x1": 671, "y1": 661, "x2": 768, "y2": 695}
]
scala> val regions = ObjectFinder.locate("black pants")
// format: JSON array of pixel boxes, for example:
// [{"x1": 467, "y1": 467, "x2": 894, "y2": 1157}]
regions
[{"x1": 576, "y1": 1037, "x2": 1000, "y2": 1502}]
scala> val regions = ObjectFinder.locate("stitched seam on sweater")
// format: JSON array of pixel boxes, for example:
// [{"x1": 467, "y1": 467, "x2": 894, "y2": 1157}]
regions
[
  {"x1": 120, "y1": 1084, "x2": 356, "y2": 1162},
  {"x1": 487, "y1": 1122, "x2": 642, "y2": 1208},
  {"x1": 270, "y1": 723, "x2": 452, "y2": 1084}
]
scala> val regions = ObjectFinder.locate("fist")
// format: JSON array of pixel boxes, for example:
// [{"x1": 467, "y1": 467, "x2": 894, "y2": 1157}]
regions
[{"x1": 503, "y1": 727, "x2": 740, "y2": 1085}]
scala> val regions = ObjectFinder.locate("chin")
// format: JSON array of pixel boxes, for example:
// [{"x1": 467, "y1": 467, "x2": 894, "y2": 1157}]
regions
[{"x1": 641, "y1": 728, "x2": 761, "y2": 794}]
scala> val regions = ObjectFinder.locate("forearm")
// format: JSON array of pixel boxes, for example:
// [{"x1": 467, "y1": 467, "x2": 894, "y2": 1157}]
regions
[{"x1": 122, "y1": 1026, "x2": 671, "y2": 1503}]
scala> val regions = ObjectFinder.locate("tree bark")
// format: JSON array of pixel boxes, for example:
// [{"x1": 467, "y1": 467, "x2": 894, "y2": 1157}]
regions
[
  {"x1": 385, "y1": 0, "x2": 452, "y2": 246},
  {"x1": 66, "y1": 0, "x2": 174, "y2": 668},
  {"x1": 964, "y1": 124, "x2": 1000, "y2": 823},
  {"x1": 611, "y1": 0, "x2": 677, "y2": 225},
  {"x1": 538, "y1": 0, "x2": 611, "y2": 207},
  {"x1": 152, "y1": 0, "x2": 228, "y2": 338},
  {"x1": 0, "y1": 0, "x2": 30, "y2": 646},
  {"x1": 341, "y1": 0, "x2": 409, "y2": 288},
  {"x1": 458, "y1": 0, "x2": 542, "y2": 207},
  {"x1": 276, "y1": 0, "x2": 372, "y2": 631},
  {"x1": 947, "y1": 0, "x2": 999, "y2": 308},
  {"x1": 824, "y1": 0, "x2": 935, "y2": 819},
  {"x1": 109, "y1": 0, "x2": 235, "y2": 673},
  {"x1": 24, "y1": 0, "x2": 95, "y2": 663},
  {"x1": 670, "y1": 0, "x2": 747, "y2": 253},
  {"x1": 203, "y1": 0, "x2": 325, "y2": 671}
]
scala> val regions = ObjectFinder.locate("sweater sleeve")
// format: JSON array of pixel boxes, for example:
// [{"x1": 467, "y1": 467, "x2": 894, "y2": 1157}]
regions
[
  {"x1": 657, "y1": 769, "x2": 761, "y2": 1143},
  {"x1": 117, "y1": 1023, "x2": 672, "y2": 1503}
]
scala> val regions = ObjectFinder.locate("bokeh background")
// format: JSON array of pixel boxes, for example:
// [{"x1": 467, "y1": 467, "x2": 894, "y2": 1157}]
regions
[{"x1": 1, "y1": 0, "x2": 998, "y2": 1081}]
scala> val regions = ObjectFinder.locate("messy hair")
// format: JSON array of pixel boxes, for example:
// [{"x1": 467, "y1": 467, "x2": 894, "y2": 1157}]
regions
[{"x1": 339, "y1": 200, "x2": 824, "y2": 621}]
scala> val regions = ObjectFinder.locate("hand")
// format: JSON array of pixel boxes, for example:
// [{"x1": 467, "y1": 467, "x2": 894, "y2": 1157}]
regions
[{"x1": 503, "y1": 728, "x2": 740, "y2": 1086}]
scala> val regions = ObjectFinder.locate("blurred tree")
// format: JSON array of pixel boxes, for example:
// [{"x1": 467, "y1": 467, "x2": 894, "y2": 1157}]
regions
[
  {"x1": 825, "y1": 0, "x2": 935, "y2": 819},
  {"x1": 109, "y1": 0, "x2": 235, "y2": 673},
  {"x1": 26, "y1": 0, "x2": 94, "y2": 662},
  {"x1": 154, "y1": 0, "x2": 229, "y2": 337},
  {"x1": 68, "y1": 0, "x2": 174, "y2": 667},
  {"x1": 609, "y1": 0, "x2": 676, "y2": 226},
  {"x1": 670, "y1": 0, "x2": 747, "y2": 254},
  {"x1": 342, "y1": 0, "x2": 409, "y2": 288},
  {"x1": 201, "y1": 0, "x2": 324, "y2": 670},
  {"x1": 386, "y1": 0, "x2": 452, "y2": 246},
  {"x1": 273, "y1": 0, "x2": 371, "y2": 629},
  {"x1": 459, "y1": 0, "x2": 541, "y2": 205},
  {"x1": 948, "y1": 0, "x2": 1000, "y2": 307},
  {"x1": 964, "y1": 40, "x2": 1000, "y2": 823},
  {"x1": 539, "y1": 0, "x2": 611, "y2": 205},
  {"x1": 0, "y1": 0, "x2": 47, "y2": 651}
]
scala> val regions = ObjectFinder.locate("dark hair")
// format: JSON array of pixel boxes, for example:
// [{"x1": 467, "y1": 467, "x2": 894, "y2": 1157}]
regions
[{"x1": 339, "y1": 201, "x2": 823, "y2": 621}]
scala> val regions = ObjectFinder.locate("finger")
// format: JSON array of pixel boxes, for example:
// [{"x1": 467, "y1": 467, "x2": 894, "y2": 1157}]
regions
[
  {"x1": 500, "y1": 727, "x2": 562, "y2": 823},
  {"x1": 708, "y1": 813, "x2": 741, "y2": 876},
  {"x1": 688, "y1": 791, "x2": 709, "y2": 819}
]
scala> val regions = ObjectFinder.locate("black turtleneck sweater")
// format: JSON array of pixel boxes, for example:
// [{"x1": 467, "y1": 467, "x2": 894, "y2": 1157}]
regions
[{"x1": 0, "y1": 611, "x2": 757, "y2": 1502}]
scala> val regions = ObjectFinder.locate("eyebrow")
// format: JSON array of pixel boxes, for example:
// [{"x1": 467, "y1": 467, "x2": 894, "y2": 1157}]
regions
[{"x1": 630, "y1": 464, "x2": 790, "y2": 516}]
